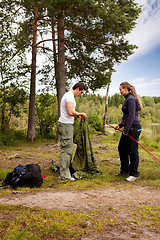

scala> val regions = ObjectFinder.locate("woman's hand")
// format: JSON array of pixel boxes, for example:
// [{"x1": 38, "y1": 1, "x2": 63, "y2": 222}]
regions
[
  {"x1": 123, "y1": 132, "x2": 128, "y2": 136},
  {"x1": 114, "y1": 125, "x2": 120, "y2": 130}
]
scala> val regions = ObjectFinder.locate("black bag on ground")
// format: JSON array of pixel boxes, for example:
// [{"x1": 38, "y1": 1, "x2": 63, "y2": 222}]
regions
[{"x1": 2, "y1": 164, "x2": 43, "y2": 188}]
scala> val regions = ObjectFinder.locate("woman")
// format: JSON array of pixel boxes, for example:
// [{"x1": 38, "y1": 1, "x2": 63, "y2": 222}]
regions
[{"x1": 114, "y1": 82, "x2": 143, "y2": 182}]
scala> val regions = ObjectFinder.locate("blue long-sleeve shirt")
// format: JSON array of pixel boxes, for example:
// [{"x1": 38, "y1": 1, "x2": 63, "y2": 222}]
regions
[{"x1": 119, "y1": 93, "x2": 140, "y2": 134}]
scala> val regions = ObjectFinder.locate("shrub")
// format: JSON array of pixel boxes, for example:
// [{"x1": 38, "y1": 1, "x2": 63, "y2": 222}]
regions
[
  {"x1": 0, "y1": 129, "x2": 26, "y2": 146},
  {"x1": 87, "y1": 113, "x2": 103, "y2": 132}
]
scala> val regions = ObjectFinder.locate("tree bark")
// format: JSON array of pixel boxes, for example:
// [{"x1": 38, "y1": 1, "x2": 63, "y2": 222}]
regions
[
  {"x1": 51, "y1": 21, "x2": 58, "y2": 86},
  {"x1": 0, "y1": 65, "x2": 6, "y2": 132},
  {"x1": 27, "y1": 6, "x2": 38, "y2": 142},
  {"x1": 57, "y1": 10, "x2": 66, "y2": 120},
  {"x1": 1, "y1": 85, "x2": 6, "y2": 132},
  {"x1": 51, "y1": 19, "x2": 60, "y2": 144},
  {"x1": 102, "y1": 83, "x2": 110, "y2": 135}
]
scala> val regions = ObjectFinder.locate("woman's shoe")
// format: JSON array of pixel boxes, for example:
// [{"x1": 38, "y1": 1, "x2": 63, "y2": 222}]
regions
[{"x1": 125, "y1": 176, "x2": 139, "y2": 182}]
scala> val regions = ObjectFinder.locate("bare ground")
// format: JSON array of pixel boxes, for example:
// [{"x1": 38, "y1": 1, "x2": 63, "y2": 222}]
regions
[
  {"x1": 0, "y1": 185, "x2": 159, "y2": 211},
  {"x1": 0, "y1": 185, "x2": 160, "y2": 240}
]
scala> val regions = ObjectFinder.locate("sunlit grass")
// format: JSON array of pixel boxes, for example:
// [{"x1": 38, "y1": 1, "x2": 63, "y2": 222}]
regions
[
  {"x1": 0, "y1": 204, "x2": 121, "y2": 240},
  {"x1": 1, "y1": 131, "x2": 160, "y2": 194},
  {"x1": 0, "y1": 202, "x2": 160, "y2": 239}
]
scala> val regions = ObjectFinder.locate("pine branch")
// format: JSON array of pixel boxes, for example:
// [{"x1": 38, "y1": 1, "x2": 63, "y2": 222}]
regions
[
  {"x1": 65, "y1": 27, "x2": 100, "y2": 46},
  {"x1": 37, "y1": 46, "x2": 58, "y2": 54},
  {"x1": 36, "y1": 38, "x2": 58, "y2": 46}
]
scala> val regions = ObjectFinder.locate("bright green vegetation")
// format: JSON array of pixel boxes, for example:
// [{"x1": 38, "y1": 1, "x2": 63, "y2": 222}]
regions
[
  {"x1": 0, "y1": 205, "x2": 100, "y2": 240},
  {"x1": 0, "y1": 202, "x2": 159, "y2": 239},
  {"x1": 0, "y1": 131, "x2": 160, "y2": 239},
  {"x1": 0, "y1": 130, "x2": 160, "y2": 190},
  {"x1": 1, "y1": 93, "x2": 160, "y2": 146}
]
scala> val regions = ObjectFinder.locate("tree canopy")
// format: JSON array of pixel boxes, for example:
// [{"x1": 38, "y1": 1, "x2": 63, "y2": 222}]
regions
[{"x1": 0, "y1": 0, "x2": 142, "y2": 140}]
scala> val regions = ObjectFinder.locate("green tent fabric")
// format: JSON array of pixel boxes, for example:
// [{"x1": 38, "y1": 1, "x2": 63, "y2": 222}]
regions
[{"x1": 72, "y1": 119, "x2": 102, "y2": 179}]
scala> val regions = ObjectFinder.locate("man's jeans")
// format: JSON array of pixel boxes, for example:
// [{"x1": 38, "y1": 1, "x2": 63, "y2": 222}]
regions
[{"x1": 57, "y1": 122, "x2": 73, "y2": 178}]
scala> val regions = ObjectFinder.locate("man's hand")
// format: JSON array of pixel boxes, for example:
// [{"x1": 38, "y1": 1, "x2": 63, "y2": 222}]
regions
[
  {"x1": 79, "y1": 112, "x2": 87, "y2": 121},
  {"x1": 80, "y1": 112, "x2": 87, "y2": 119},
  {"x1": 66, "y1": 102, "x2": 87, "y2": 120}
]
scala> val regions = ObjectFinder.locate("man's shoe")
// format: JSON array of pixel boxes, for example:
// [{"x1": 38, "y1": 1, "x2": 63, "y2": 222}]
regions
[
  {"x1": 67, "y1": 177, "x2": 76, "y2": 181},
  {"x1": 125, "y1": 176, "x2": 139, "y2": 182},
  {"x1": 58, "y1": 176, "x2": 76, "y2": 181}
]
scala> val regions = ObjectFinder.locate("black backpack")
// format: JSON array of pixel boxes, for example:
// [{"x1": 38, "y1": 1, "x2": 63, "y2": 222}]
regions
[{"x1": 2, "y1": 164, "x2": 43, "y2": 188}]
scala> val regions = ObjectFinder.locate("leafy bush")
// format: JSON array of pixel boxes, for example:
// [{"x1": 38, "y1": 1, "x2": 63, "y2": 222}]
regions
[
  {"x1": 87, "y1": 113, "x2": 103, "y2": 131},
  {"x1": 0, "y1": 169, "x2": 9, "y2": 181},
  {"x1": 35, "y1": 94, "x2": 58, "y2": 138},
  {"x1": 0, "y1": 129, "x2": 26, "y2": 146}
]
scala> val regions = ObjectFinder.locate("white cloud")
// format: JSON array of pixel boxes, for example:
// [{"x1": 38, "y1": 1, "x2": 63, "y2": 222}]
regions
[
  {"x1": 131, "y1": 77, "x2": 160, "y2": 87},
  {"x1": 105, "y1": 77, "x2": 160, "y2": 97},
  {"x1": 95, "y1": 85, "x2": 119, "y2": 97},
  {"x1": 127, "y1": 0, "x2": 160, "y2": 58},
  {"x1": 130, "y1": 77, "x2": 160, "y2": 96}
]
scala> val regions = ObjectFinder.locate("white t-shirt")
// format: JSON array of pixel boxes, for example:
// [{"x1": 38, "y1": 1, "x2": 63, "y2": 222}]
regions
[{"x1": 58, "y1": 91, "x2": 76, "y2": 124}]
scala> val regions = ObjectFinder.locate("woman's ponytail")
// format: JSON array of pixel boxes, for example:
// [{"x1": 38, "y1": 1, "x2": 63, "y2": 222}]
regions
[{"x1": 120, "y1": 82, "x2": 143, "y2": 111}]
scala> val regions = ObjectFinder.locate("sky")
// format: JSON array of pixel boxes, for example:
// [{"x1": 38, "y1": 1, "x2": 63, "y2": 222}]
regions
[{"x1": 98, "y1": 0, "x2": 160, "y2": 97}]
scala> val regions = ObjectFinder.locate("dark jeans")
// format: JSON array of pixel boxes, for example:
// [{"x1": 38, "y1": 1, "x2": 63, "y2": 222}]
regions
[{"x1": 118, "y1": 124, "x2": 141, "y2": 177}]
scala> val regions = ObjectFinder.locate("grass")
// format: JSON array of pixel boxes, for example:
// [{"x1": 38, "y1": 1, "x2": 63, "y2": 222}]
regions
[
  {"x1": 0, "y1": 204, "x2": 123, "y2": 240},
  {"x1": 1, "y1": 131, "x2": 160, "y2": 191},
  {"x1": 0, "y1": 203, "x2": 160, "y2": 239},
  {"x1": 0, "y1": 205, "x2": 90, "y2": 239},
  {"x1": 0, "y1": 131, "x2": 160, "y2": 239}
]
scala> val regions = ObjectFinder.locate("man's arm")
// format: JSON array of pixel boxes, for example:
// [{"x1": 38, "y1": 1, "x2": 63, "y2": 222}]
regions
[{"x1": 66, "y1": 102, "x2": 87, "y2": 119}]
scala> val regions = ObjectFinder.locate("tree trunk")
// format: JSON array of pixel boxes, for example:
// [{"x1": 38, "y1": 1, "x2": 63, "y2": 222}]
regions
[
  {"x1": 102, "y1": 83, "x2": 110, "y2": 135},
  {"x1": 27, "y1": 6, "x2": 38, "y2": 142},
  {"x1": 52, "y1": 20, "x2": 60, "y2": 144},
  {"x1": 57, "y1": 10, "x2": 66, "y2": 120},
  {"x1": 51, "y1": 20, "x2": 58, "y2": 88},
  {"x1": 0, "y1": 66, "x2": 6, "y2": 132},
  {"x1": 1, "y1": 85, "x2": 6, "y2": 132}
]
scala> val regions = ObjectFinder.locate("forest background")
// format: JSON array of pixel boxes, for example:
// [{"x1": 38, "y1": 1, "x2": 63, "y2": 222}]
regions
[{"x1": 0, "y1": 92, "x2": 160, "y2": 146}]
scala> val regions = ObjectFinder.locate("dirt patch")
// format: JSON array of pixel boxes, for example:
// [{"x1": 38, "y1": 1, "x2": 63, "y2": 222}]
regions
[
  {"x1": 0, "y1": 186, "x2": 160, "y2": 240},
  {"x1": 0, "y1": 186, "x2": 159, "y2": 210}
]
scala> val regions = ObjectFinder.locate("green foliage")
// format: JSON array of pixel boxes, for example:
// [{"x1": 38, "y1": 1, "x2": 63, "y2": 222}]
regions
[
  {"x1": 0, "y1": 92, "x2": 159, "y2": 144},
  {"x1": 140, "y1": 103, "x2": 160, "y2": 124},
  {"x1": 106, "y1": 106, "x2": 122, "y2": 124},
  {"x1": 1, "y1": 0, "x2": 142, "y2": 92},
  {"x1": 0, "y1": 169, "x2": 9, "y2": 181},
  {"x1": 0, "y1": 129, "x2": 26, "y2": 146},
  {"x1": 142, "y1": 96, "x2": 155, "y2": 107},
  {"x1": 0, "y1": 85, "x2": 28, "y2": 131},
  {"x1": 0, "y1": 0, "x2": 30, "y2": 89},
  {"x1": 87, "y1": 113, "x2": 103, "y2": 132},
  {"x1": 62, "y1": 0, "x2": 142, "y2": 90},
  {"x1": 153, "y1": 96, "x2": 160, "y2": 104},
  {"x1": 35, "y1": 94, "x2": 58, "y2": 138},
  {"x1": 108, "y1": 93, "x2": 124, "y2": 107}
]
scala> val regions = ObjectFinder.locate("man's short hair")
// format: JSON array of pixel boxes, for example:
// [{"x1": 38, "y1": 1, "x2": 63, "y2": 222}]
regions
[{"x1": 72, "y1": 82, "x2": 87, "y2": 91}]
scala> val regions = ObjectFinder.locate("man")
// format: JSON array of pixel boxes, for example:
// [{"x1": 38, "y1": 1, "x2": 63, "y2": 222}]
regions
[{"x1": 58, "y1": 82, "x2": 87, "y2": 180}]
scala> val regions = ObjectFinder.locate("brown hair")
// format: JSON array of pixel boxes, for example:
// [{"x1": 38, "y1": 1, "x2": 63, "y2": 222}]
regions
[
  {"x1": 120, "y1": 81, "x2": 143, "y2": 111},
  {"x1": 72, "y1": 82, "x2": 87, "y2": 91}
]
